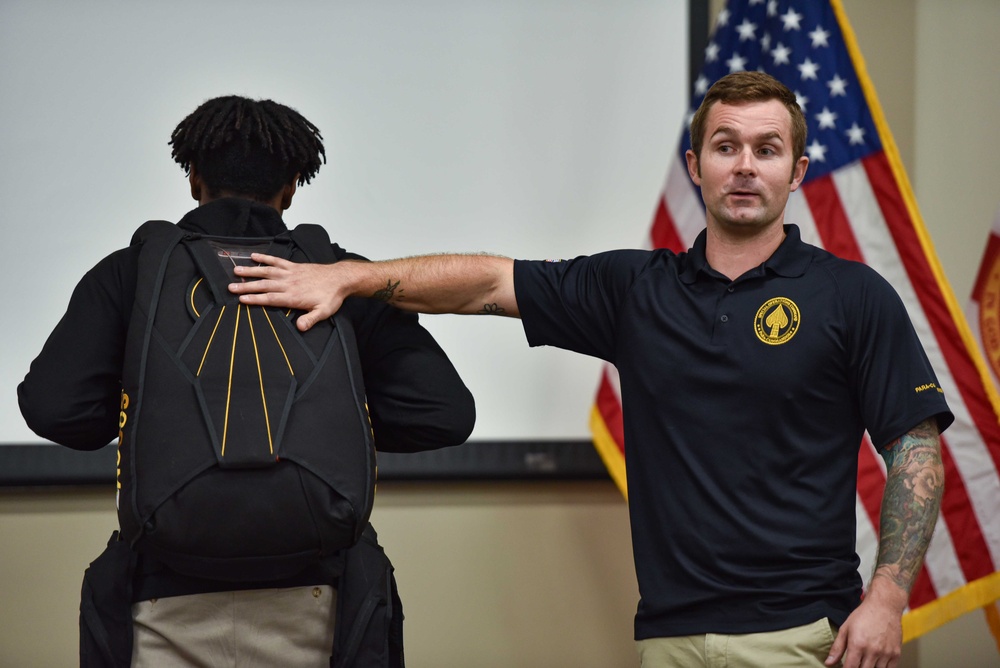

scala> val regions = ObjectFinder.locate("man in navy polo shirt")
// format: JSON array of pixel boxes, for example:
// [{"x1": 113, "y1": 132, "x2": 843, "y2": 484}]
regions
[{"x1": 230, "y1": 72, "x2": 951, "y2": 668}]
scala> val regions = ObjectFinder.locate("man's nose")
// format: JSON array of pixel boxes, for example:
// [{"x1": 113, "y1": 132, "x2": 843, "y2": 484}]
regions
[{"x1": 734, "y1": 148, "x2": 756, "y2": 175}]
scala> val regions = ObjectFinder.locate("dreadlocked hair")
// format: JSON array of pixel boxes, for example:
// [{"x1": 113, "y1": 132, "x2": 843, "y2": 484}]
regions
[{"x1": 170, "y1": 95, "x2": 326, "y2": 201}]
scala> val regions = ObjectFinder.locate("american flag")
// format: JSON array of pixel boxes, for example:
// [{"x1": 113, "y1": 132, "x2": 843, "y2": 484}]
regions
[{"x1": 590, "y1": 0, "x2": 1000, "y2": 642}]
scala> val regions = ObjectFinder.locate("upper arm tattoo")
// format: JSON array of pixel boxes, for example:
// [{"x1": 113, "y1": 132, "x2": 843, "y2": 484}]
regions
[{"x1": 874, "y1": 417, "x2": 944, "y2": 592}]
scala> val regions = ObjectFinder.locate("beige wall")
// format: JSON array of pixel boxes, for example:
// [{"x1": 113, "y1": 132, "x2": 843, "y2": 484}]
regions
[
  {"x1": 911, "y1": 0, "x2": 1000, "y2": 304},
  {"x1": 3, "y1": 1, "x2": 999, "y2": 667},
  {"x1": 0, "y1": 483, "x2": 638, "y2": 667},
  {"x1": 903, "y1": 1, "x2": 1000, "y2": 664}
]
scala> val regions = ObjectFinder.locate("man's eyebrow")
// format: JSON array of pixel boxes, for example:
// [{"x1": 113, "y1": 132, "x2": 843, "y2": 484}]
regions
[
  {"x1": 756, "y1": 130, "x2": 784, "y2": 143},
  {"x1": 709, "y1": 125, "x2": 738, "y2": 140},
  {"x1": 708, "y1": 126, "x2": 785, "y2": 144}
]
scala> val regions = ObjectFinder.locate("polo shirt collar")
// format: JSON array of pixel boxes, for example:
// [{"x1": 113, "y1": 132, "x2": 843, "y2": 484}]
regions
[{"x1": 680, "y1": 224, "x2": 812, "y2": 284}]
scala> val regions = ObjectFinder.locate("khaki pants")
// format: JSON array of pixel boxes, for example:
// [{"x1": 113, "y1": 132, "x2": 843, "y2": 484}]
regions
[
  {"x1": 636, "y1": 618, "x2": 839, "y2": 668},
  {"x1": 131, "y1": 585, "x2": 336, "y2": 668}
]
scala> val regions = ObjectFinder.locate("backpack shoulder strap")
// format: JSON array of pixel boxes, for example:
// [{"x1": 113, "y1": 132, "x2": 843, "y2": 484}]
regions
[
  {"x1": 130, "y1": 220, "x2": 180, "y2": 247},
  {"x1": 288, "y1": 224, "x2": 353, "y2": 331},
  {"x1": 129, "y1": 221, "x2": 186, "y2": 310},
  {"x1": 289, "y1": 223, "x2": 337, "y2": 264}
]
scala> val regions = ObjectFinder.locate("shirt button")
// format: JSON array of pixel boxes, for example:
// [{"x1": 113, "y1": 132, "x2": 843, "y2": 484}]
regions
[
  {"x1": 727, "y1": 286, "x2": 735, "y2": 293},
  {"x1": 720, "y1": 315, "x2": 729, "y2": 323}
]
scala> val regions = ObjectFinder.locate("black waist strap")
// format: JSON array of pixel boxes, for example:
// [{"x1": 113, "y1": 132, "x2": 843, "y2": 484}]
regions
[{"x1": 131, "y1": 552, "x2": 343, "y2": 602}]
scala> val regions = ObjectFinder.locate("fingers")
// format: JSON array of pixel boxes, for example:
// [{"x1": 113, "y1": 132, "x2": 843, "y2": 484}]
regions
[
  {"x1": 229, "y1": 281, "x2": 267, "y2": 295},
  {"x1": 250, "y1": 253, "x2": 293, "y2": 268},
  {"x1": 229, "y1": 255, "x2": 289, "y2": 296},
  {"x1": 229, "y1": 253, "x2": 292, "y2": 283},
  {"x1": 223, "y1": 283, "x2": 321, "y2": 331},
  {"x1": 830, "y1": 632, "x2": 899, "y2": 668},
  {"x1": 231, "y1": 266, "x2": 276, "y2": 283},
  {"x1": 826, "y1": 629, "x2": 846, "y2": 666},
  {"x1": 295, "y1": 310, "x2": 322, "y2": 332},
  {"x1": 232, "y1": 291, "x2": 276, "y2": 305},
  {"x1": 223, "y1": 253, "x2": 337, "y2": 329},
  {"x1": 838, "y1": 638, "x2": 875, "y2": 668}
]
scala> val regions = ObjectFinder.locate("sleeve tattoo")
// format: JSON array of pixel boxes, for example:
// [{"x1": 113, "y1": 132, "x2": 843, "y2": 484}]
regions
[{"x1": 875, "y1": 417, "x2": 944, "y2": 592}]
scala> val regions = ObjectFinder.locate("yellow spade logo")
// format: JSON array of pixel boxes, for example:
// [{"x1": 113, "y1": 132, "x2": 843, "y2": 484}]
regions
[{"x1": 754, "y1": 297, "x2": 801, "y2": 345}]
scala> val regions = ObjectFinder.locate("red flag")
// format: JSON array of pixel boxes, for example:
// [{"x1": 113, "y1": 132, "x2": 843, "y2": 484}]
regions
[{"x1": 590, "y1": 0, "x2": 1000, "y2": 642}]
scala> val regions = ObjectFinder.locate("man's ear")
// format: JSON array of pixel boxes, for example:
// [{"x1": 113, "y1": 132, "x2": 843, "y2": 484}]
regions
[
  {"x1": 280, "y1": 177, "x2": 298, "y2": 211},
  {"x1": 789, "y1": 155, "x2": 809, "y2": 191},
  {"x1": 189, "y1": 169, "x2": 203, "y2": 203},
  {"x1": 685, "y1": 149, "x2": 702, "y2": 186}
]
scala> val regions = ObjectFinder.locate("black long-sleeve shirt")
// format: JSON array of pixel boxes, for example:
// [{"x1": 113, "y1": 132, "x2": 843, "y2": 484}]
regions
[
  {"x1": 18, "y1": 198, "x2": 476, "y2": 599},
  {"x1": 19, "y1": 198, "x2": 475, "y2": 455}
]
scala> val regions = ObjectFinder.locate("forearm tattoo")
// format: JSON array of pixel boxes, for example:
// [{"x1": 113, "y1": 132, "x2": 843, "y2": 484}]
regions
[
  {"x1": 874, "y1": 418, "x2": 944, "y2": 592},
  {"x1": 372, "y1": 279, "x2": 403, "y2": 303},
  {"x1": 478, "y1": 303, "x2": 506, "y2": 315}
]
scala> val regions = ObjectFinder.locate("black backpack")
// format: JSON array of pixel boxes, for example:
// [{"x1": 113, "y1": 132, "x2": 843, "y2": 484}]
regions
[{"x1": 117, "y1": 220, "x2": 376, "y2": 582}]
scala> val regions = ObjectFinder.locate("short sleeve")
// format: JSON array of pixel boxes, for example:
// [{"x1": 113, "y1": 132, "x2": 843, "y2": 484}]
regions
[
  {"x1": 839, "y1": 263, "x2": 954, "y2": 447},
  {"x1": 513, "y1": 250, "x2": 654, "y2": 362}
]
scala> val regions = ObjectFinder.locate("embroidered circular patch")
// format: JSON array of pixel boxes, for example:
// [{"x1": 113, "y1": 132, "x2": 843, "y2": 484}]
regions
[
  {"x1": 754, "y1": 297, "x2": 801, "y2": 345},
  {"x1": 979, "y1": 252, "x2": 1000, "y2": 380}
]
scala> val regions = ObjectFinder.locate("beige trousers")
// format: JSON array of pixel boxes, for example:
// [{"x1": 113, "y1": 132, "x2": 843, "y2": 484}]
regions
[
  {"x1": 636, "y1": 617, "x2": 840, "y2": 668},
  {"x1": 131, "y1": 585, "x2": 336, "y2": 668}
]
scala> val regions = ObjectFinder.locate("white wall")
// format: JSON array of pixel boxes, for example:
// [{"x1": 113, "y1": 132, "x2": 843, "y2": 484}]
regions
[{"x1": 0, "y1": 0, "x2": 687, "y2": 444}]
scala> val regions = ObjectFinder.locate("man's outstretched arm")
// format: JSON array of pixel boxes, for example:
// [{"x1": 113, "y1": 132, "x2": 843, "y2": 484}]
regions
[{"x1": 230, "y1": 253, "x2": 518, "y2": 330}]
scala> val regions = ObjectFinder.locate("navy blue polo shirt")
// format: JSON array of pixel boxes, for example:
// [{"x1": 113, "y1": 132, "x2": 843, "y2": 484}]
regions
[{"x1": 513, "y1": 225, "x2": 953, "y2": 640}]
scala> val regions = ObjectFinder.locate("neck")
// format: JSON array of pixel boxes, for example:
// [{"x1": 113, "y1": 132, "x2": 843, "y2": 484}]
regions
[
  {"x1": 704, "y1": 221, "x2": 786, "y2": 281},
  {"x1": 188, "y1": 171, "x2": 295, "y2": 214}
]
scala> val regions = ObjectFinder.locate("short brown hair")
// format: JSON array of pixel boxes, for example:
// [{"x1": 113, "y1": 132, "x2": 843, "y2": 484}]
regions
[{"x1": 688, "y1": 71, "x2": 807, "y2": 164}]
